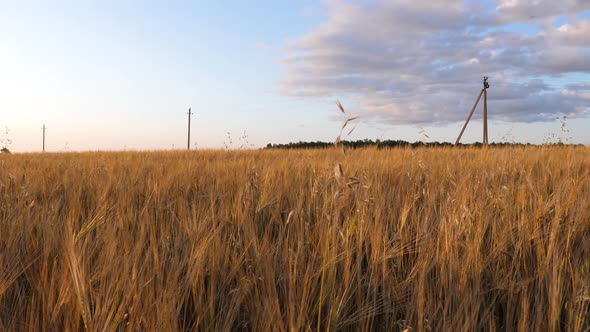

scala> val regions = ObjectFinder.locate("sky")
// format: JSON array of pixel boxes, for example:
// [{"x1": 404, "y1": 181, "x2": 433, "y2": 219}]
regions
[{"x1": 1, "y1": 0, "x2": 589, "y2": 152}]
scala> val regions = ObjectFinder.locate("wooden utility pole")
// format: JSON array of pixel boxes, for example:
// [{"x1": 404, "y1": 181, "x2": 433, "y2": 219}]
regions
[
  {"x1": 42, "y1": 125, "x2": 46, "y2": 152},
  {"x1": 455, "y1": 77, "x2": 490, "y2": 145},
  {"x1": 483, "y1": 88, "x2": 488, "y2": 144},
  {"x1": 187, "y1": 107, "x2": 192, "y2": 150}
]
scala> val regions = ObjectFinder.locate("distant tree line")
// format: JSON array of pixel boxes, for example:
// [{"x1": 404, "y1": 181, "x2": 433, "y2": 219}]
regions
[{"x1": 265, "y1": 139, "x2": 583, "y2": 150}]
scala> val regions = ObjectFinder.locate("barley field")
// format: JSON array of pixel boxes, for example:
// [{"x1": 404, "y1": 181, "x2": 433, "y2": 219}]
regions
[{"x1": 0, "y1": 147, "x2": 589, "y2": 331}]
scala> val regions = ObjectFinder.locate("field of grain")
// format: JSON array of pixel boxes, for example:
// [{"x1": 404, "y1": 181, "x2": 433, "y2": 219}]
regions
[{"x1": 0, "y1": 147, "x2": 589, "y2": 331}]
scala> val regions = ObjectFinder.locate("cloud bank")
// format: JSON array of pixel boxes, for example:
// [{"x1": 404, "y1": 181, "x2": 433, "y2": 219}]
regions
[{"x1": 280, "y1": 0, "x2": 590, "y2": 124}]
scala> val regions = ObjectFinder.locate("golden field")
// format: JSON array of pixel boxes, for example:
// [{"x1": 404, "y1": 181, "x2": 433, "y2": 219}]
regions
[{"x1": 0, "y1": 147, "x2": 589, "y2": 331}]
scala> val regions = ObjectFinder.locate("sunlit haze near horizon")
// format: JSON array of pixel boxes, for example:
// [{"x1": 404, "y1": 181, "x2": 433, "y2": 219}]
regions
[{"x1": 2, "y1": 1, "x2": 590, "y2": 152}]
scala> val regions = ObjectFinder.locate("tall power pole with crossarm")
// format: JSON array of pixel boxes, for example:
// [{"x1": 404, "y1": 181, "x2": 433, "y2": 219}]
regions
[
  {"x1": 42, "y1": 125, "x2": 46, "y2": 152},
  {"x1": 187, "y1": 108, "x2": 192, "y2": 150},
  {"x1": 455, "y1": 77, "x2": 490, "y2": 145}
]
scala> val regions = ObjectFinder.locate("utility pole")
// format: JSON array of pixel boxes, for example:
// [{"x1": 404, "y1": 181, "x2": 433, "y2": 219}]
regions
[
  {"x1": 483, "y1": 81, "x2": 489, "y2": 144},
  {"x1": 455, "y1": 77, "x2": 490, "y2": 145},
  {"x1": 187, "y1": 107, "x2": 192, "y2": 150},
  {"x1": 42, "y1": 125, "x2": 46, "y2": 152}
]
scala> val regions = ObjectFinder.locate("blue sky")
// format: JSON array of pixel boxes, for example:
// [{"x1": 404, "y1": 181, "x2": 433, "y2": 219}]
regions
[{"x1": 1, "y1": 1, "x2": 589, "y2": 152}]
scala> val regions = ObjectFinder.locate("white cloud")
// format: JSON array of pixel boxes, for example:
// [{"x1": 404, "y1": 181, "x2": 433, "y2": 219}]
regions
[
  {"x1": 280, "y1": 0, "x2": 590, "y2": 124},
  {"x1": 255, "y1": 42, "x2": 275, "y2": 51}
]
